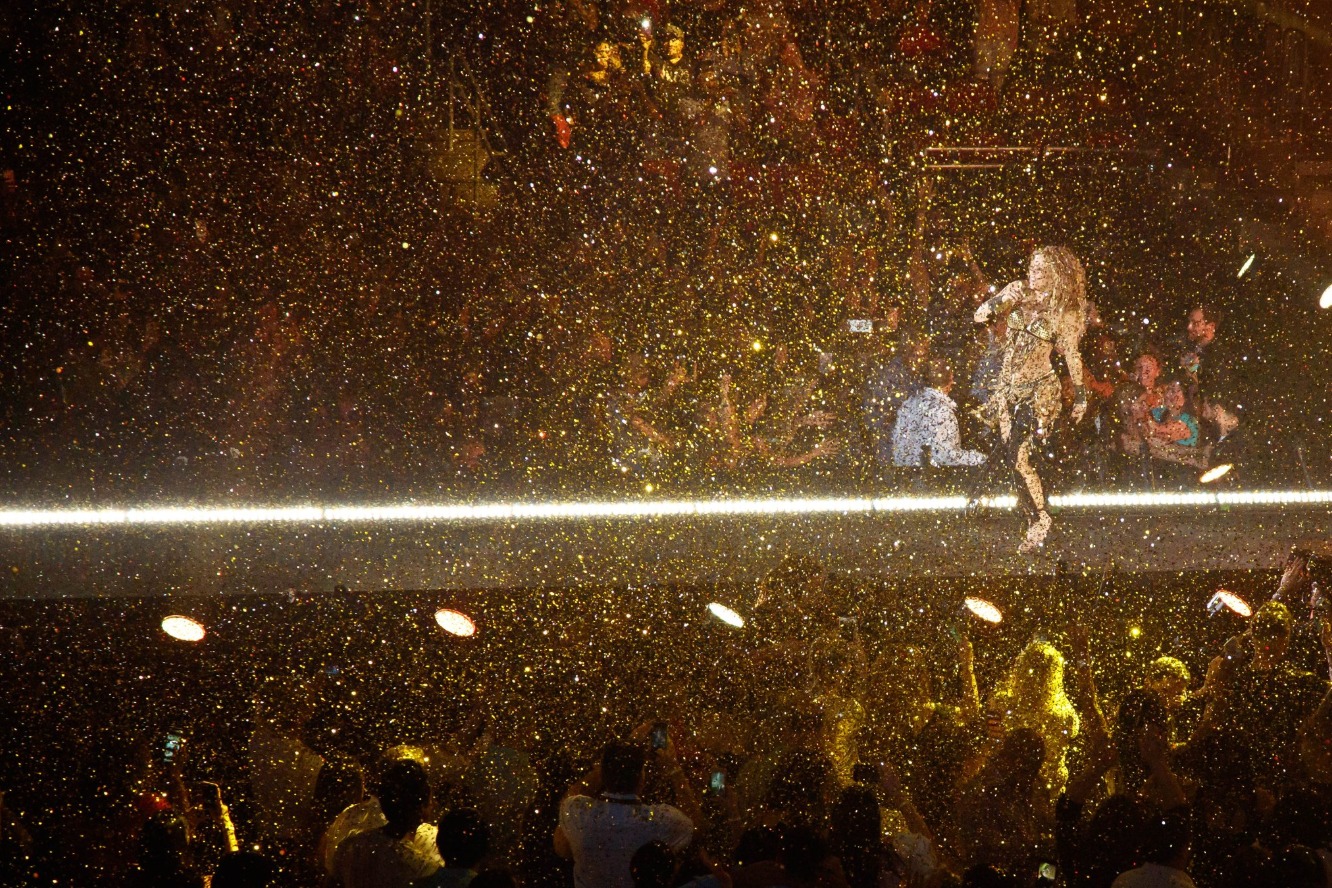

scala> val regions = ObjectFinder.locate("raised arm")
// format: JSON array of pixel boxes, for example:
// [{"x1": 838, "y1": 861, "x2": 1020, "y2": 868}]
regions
[
  {"x1": 974, "y1": 280, "x2": 1023, "y2": 325},
  {"x1": 1067, "y1": 623, "x2": 1108, "y2": 747},
  {"x1": 958, "y1": 637, "x2": 981, "y2": 722}
]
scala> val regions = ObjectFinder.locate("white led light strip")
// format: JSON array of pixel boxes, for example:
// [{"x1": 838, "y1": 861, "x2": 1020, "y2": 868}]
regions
[{"x1": 0, "y1": 490, "x2": 1328, "y2": 528}]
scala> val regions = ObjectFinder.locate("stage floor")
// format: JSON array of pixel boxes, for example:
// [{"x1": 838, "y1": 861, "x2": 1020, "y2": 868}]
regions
[{"x1": 0, "y1": 491, "x2": 1328, "y2": 598}]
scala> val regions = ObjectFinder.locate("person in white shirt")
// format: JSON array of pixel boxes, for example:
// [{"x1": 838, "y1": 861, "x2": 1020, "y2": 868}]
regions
[
  {"x1": 1111, "y1": 811, "x2": 1195, "y2": 888},
  {"x1": 891, "y1": 359, "x2": 987, "y2": 468},
  {"x1": 248, "y1": 678, "x2": 324, "y2": 853},
  {"x1": 332, "y1": 759, "x2": 442, "y2": 888},
  {"x1": 555, "y1": 739, "x2": 697, "y2": 888}
]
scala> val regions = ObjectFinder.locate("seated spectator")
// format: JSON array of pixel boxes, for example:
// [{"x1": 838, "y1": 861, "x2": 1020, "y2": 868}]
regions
[
  {"x1": 864, "y1": 337, "x2": 929, "y2": 467},
  {"x1": 1145, "y1": 378, "x2": 1207, "y2": 474},
  {"x1": 419, "y1": 809, "x2": 488, "y2": 888},
  {"x1": 1178, "y1": 304, "x2": 1220, "y2": 401},
  {"x1": 891, "y1": 359, "x2": 987, "y2": 468},
  {"x1": 555, "y1": 741, "x2": 695, "y2": 888},
  {"x1": 1130, "y1": 353, "x2": 1165, "y2": 413},
  {"x1": 1110, "y1": 810, "x2": 1194, "y2": 887},
  {"x1": 1083, "y1": 329, "x2": 1127, "y2": 417},
  {"x1": 1110, "y1": 380, "x2": 1149, "y2": 456},
  {"x1": 1148, "y1": 379, "x2": 1199, "y2": 447},
  {"x1": 332, "y1": 759, "x2": 442, "y2": 888}
]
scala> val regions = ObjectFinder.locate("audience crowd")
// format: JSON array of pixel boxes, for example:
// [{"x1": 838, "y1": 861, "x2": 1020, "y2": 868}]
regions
[
  {"x1": 4, "y1": 550, "x2": 1332, "y2": 887},
  {"x1": 3, "y1": 0, "x2": 1322, "y2": 500}
]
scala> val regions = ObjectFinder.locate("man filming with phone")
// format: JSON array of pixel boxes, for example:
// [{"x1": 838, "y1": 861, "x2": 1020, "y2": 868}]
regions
[{"x1": 555, "y1": 724, "x2": 700, "y2": 888}]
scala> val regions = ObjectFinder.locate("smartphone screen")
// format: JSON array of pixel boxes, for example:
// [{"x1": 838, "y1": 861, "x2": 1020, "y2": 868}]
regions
[
  {"x1": 650, "y1": 723, "x2": 668, "y2": 750},
  {"x1": 1038, "y1": 862, "x2": 1057, "y2": 882},
  {"x1": 163, "y1": 732, "x2": 184, "y2": 764},
  {"x1": 709, "y1": 770, "x2": 725, "y2": 794}
]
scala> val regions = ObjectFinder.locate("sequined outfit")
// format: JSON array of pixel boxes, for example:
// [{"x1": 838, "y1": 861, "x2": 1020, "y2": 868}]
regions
[{"x1": 975, "y1": 276, "x2": 1086, "y2": 552}]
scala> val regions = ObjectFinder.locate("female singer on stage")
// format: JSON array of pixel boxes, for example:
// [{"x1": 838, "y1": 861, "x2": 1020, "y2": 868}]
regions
[{"x1": 973, "y1": 247, "x2": 1088, "y2": 554}]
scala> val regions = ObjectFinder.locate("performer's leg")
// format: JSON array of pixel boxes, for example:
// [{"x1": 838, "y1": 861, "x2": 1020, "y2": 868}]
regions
[{"x1": 1015, "y1": 434, "x2": 1052, "y2": 554}]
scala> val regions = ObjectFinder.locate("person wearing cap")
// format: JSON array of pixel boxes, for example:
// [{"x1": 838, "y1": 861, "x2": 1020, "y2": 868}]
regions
[{"x1": 1213, "y1": 601, "x2": 1329, "y2": 792}]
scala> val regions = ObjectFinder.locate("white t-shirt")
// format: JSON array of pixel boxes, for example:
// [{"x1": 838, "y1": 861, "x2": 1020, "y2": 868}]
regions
[
  {"x1": 331, "y1": 823, "x2": 443, "y2": 888},
  {"x1": 1111, "y1": 863, "x2": 1197, "y2": 888},
  {"x1": 247, "y1": 724, "x2": 324, "y2": 843},
  {"x1": 891, "y1": 387, "x2": 986, "y2": 467},
  {"x1": 559, "y1": 793, "x2": 694, "y2": 888},
  {"x1": 322, "y1": 798, "x2": 444, "y2": 882}
]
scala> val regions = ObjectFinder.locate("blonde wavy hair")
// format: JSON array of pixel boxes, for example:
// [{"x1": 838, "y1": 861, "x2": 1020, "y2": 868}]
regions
[
  {"x1": 991, "y1": 640, "x2": 1080, "y2": 742},
  {"x1": 1033, "y1": 245, "x2": 1088, "y2": 335}
]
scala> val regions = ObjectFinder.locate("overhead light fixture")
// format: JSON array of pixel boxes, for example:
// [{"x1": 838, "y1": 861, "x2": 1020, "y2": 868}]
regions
[
  {"x1": 1237, "y1": 254, "x2": 1256, "y2": 278},
  {"x1": 434, "y1": 608, "x2": 477, "y2": 637},
  {"x1": 707, "y1": 602, "x2": 744, "y2": 628},
  {"x1": 1207, "y1": 589, "x2": 1252, "y2": 618},
  {"x1": 963, "y1": 597, "x2": 1003, "y2": 624},
  {"x1": 1200, "y1": 463, "x2": 1233, "y2": 484},
  {"x1": 1320, "y1": 284, "x2": 1332, "y2": 310},
  {"x1": 161, "y1": 615, "x2": 206, "y2": 642}
]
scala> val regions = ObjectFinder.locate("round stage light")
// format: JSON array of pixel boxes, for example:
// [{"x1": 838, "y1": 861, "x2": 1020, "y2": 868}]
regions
[
  {"x1": 1200, "y1": 463, "x2": 1233, "y2": 484},
  {"x1": 434, "y1": 608, "x2": 477, "y2": 637},
  {"x1": 1320, "y1": 284, "x2": 1332, "y2": 310},
  {"x1": 707, "y1": 602, "x2": 745, "y2": 628},
  {"x1": 963, "y1": 597, "x2": 1003, "y2": 624},
  {"x1": 1237, "y1": 254, "x2": 1256, "y2": 278},
  {"x1": 1208, "y1": 590, "x2": 1252, "y2": 618},
  {"x1": 161, "y1": 615, "x2": 206, "y2": 642}
]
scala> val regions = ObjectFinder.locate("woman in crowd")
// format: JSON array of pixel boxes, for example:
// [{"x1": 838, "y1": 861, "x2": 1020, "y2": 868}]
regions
[{"x1": 986, "y1": 640, "x2": 1081, "y2": 802}]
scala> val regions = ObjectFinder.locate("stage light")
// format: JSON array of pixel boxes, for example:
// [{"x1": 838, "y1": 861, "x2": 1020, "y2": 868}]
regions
[
  {"x1": 1320, "y1": 284, "x2": 1332, "y2": 310},
  {"x1": 707, "y1": 602, "x2": 744, "y2": 628},
  {"x1": 1128, "y1": 624, "x2": 1142, "y2": 639},
  {"x1": 2, "y1": 489, "x2": 1332, "y2": 529},
  {"x1": 434, "y1": 608, "x2": 477, "y2": 637},
  {"x1": 963, "y1": 597, "x2": 1003, "y2": 624},
  {"x1": 1237, "y1": 254, "x2": 1256, "y2": 278},
  {"x1": 1200, "y1": 464, "x2": 1233, "y2": 484},
  {"x1": 1208, "y1": 589, "x2": 1252, "y2": 618},
  {"x1": 161, "y1": 615, "x2": 206, "y2": 642}
]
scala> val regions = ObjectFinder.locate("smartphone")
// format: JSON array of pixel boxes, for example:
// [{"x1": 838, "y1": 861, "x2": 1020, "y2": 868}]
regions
[
  {"x1": 163, "y1": 731, "x2": 184, "y2": 764},
  {"x1": 650, "y1": 722, "x2": 668, "y2": 750},
  {"x1": 848, "y1": 319, "x2": 873, "y2": 333},
  {"x1": 1037, "y1": 862, "x2": 1057, "y2": 883},
  {"x1": 196, "y1": 780, "x2": 223, "y2": 817},
  {"x1": 709, "y1": 770, "x2": 726, "y2": 794}
]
